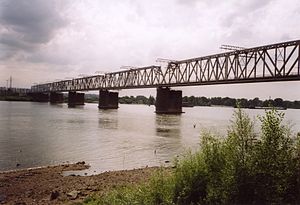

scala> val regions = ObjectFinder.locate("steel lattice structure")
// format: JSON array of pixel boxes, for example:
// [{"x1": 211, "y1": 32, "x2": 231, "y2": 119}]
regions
[{"x1": 31, "y1": 40, "x2": 300, "y2": 92}]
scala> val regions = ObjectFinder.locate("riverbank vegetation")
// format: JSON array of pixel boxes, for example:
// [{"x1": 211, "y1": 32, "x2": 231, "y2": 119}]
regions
[
  {"x1": 118, "y1": 95, "x2": 300, "y2": 109},
  {"x1": 0, "y1": 95, "x2": 32, "y2": 101},
  {"x1": 182, "y1": 96, "x2": 300, "y2": 109},
  {"x1": 84, "y1": 107, "x2": 300, "y2": 205},
  {"x1": 2, "y1": 92, "x2": 300, "y2": 109},
  {"x1": 119, "y1": 95, "x2": 155, "y2": 105}
]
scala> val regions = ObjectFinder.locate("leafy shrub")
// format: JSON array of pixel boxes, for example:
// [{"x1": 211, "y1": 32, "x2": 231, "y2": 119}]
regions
[{"x1": 85, "y1": 108, "x2": 300, "y2": 205}]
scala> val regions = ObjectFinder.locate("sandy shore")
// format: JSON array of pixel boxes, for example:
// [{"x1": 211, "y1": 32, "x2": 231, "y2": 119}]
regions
[{"x1": 0, "y1": 162, "x2": 165, "y2": 205}]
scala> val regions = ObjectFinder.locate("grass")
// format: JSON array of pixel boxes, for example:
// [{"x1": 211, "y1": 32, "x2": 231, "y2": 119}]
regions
[{"x1": 83, "y1": 107, "x2": 300, "y2": 205}]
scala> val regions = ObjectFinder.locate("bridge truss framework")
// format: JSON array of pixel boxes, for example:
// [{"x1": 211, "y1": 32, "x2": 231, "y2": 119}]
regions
[{"x1": 31, "y1": 40, "x2": 300, "y2": 92}]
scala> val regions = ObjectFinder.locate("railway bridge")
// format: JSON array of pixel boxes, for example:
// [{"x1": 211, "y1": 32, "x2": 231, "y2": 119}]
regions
[{"x1": 31, "y1": 40, "x2": 300, "y2": 113}]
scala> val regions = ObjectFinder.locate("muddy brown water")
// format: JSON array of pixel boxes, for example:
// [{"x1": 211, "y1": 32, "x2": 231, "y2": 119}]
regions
[{"x1": 1, "y1": 101, "x2": 300, "y2": 174}]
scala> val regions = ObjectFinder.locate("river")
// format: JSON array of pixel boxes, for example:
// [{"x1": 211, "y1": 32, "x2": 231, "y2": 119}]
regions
[{"x1": 1, "y1": 101, "x2": 300, "y2": 174}]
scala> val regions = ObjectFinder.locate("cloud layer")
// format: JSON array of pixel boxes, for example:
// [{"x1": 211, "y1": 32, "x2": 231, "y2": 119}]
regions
[
  {"x1": 1, "y1": 0, "x2": 300, "y2": 99},
  {"x1": 0, "y1": 0, "x2": 67, "y2": 60}
]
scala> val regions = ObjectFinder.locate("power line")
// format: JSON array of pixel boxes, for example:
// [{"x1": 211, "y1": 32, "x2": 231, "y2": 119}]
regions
[{"x1": 220, "y1": 44, "x2": 247, "y2": 51}]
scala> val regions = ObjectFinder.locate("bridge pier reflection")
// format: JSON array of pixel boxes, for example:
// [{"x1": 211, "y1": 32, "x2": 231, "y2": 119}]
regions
[
  {"x1": 68, "y1": 91, "x2": 85, "y2": 107},
  {"x1": 49, "y1": 92, "x2": 64, "y2": 104},
  {"x1": 155, "y1": 87, "x2": 182, "y2": 114},
  {"x1": 98, "y1": 90, "x2": 119, "y2": 109}
]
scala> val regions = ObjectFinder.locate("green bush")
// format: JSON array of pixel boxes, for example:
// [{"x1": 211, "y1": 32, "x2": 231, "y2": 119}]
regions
[
  {"x1": 85, "y1": 168, "x2": 174, "y2": 205},
  {"x1": 85, "y1": 108, "x2": 300, "y2": 205}
]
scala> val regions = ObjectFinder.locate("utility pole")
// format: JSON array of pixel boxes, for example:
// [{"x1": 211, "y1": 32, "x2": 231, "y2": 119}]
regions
[{"x1": 9, "y1": 76, "x2": 12, "y2": 89}]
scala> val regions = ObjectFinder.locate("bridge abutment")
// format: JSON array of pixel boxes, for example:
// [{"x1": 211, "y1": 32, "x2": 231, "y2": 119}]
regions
[
  {"x1": 98, "y1": 90, "x2": 119, "y2": 109},
  {"x1": 155, "y1": 87, "x2": 182, "y2": 114},
  {"x1": 68, "y1": 91, "x2": 85, "y2": 107},
  {"x1": 30, "y1": 92, "x2": 49, "y2": 102},
  {"x1": 50, "y1": 92, "x2": 64, "y2": 104}
]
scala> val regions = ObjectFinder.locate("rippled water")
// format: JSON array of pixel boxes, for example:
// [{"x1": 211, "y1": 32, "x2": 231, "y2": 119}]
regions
[{"x1": 1, "y1": 101, "x2": 300, "y2": 173}]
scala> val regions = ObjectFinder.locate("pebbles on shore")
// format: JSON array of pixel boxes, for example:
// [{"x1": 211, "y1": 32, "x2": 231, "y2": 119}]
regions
[{"x1": 0, "y1": 163, "x2": 165, "y2": 204}]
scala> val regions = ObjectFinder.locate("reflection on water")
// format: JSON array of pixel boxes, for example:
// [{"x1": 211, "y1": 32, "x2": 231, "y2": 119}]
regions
[
  {"x1": 155, "y1": 114, "x2": 181, "y2": 138},
  {"x1": 98, "y1": 110, "x2": 118, "y2": 129},
  {"x1": 98, "y1": 118, "x2": 118, "y2": 129},
  {"x1": 67, "y1": 119, "x2": 85, "y2": 124},
  {"x1": 153, "y1": 114, "x2": 183, "y2": 161},
  {"x1": 1, "y1": 101, "x2": 300, "y2": 173}
]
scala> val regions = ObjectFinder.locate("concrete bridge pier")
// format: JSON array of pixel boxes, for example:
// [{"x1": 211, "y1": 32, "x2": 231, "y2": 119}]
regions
[
  {"x1": 68, "y1": 91, "x2": 85, "y2": 107},
  {"x1": 98, "y1": 90, "x2": 119, "y2": 109},
  {"x1": 30, "y1": 92, "x2": 49, "y2": 102},
  {"x1": 50, "y1": 92, "x2": 64, "y2": 104},
  {"x1": 155, "y1": 87, "x2": 182, "y2": 114}
]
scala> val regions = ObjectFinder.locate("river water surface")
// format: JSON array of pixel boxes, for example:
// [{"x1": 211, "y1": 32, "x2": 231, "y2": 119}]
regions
[{"x1": 1, "y1": 101, "x2": 300, "y2": 174}]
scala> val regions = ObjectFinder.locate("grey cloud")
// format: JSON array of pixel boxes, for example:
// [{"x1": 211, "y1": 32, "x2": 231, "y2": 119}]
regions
[
  {"x1": 176, "y1": 0, "x2": 220, "y2": 7},
  {"x1": 245, "y1": 0, "x2": 273, "y2": 11},
  {"x1": 0, "y1": 33, "x2": 35, "y2": 60},
  {"x1": 28, "y1": 52, "x2": 71, "y2": 65},
  {"x1": 221, "y1": 0, "x2": 273, "y2": 28},
  {"x1": 226, "y1": 26, "x2": 253, "y2": 45},
  {"x1": 176, "y1": 0, "x2": 199, "y2": 6},
  {"x1": 0, "y1": 33, "x2": 36, "y2": 51},
  {"x1": 280, "y1": 34, "x2": 292, "y2": 41},
  {"x1": 0, "y1": 0, "x2": 68, "y2": 59}
]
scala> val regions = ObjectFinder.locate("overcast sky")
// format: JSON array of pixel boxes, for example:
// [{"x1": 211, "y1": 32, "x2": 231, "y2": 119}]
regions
[{"x1": 1, "y1": 0, "x2": 300, "y2": 99}]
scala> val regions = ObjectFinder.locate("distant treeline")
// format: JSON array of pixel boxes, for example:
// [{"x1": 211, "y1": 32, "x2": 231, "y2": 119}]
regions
[
  {"x1": 1, "y1": 91, "x2": 300, "y2": 109},
  {"x1": 84, "y1": 94, "x2": 156, "y2": 105},
  {"x1": 119, "y1": 95, "x2": 155, "y2": 105},
  {"x1": 118, "y1": 95, "x2": 300, "y2": 109},
  {"x1": 182, "y1": 96, "x2": 300, "y2": 109}
]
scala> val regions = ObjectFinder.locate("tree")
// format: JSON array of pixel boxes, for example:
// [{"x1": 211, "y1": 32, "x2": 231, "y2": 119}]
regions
[
  {"x1": 274, "y1": 98, "x2": 284, "y2": 107},
  {"x1": 149, "y1": 95, "x2": 155, "y2": 105}
]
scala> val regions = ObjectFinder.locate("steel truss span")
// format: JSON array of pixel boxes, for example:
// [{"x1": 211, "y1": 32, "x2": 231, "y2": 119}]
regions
[{"x1": 31, "y1": 40, "x2": 300, "y2": 92}]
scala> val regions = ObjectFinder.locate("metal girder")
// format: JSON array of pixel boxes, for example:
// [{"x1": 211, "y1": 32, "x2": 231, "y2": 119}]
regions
[{"x1": 31, "y1": 40, "x2": 300, "y2": 92}]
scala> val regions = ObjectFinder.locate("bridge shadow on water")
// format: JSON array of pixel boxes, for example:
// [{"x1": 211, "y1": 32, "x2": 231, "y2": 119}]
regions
[
  {"x1": 97, "y1": 109, "x2": 118, "y2": 130},
  {"x1": 155, "y1": 114, "x2": 182, "y2": 139},
  {"x1": 153, "y1": 114, "x2": 183, "y2": 161}
]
